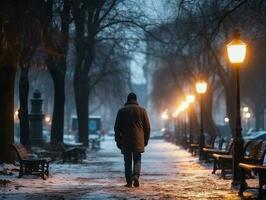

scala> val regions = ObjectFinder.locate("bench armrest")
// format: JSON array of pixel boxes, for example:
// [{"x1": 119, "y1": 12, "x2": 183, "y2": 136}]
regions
[{"x1": 213, "y1": 154, "x2": 232, "y2": 160}]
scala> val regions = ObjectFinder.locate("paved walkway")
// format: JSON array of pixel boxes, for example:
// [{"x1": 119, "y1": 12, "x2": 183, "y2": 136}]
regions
[{"x1": 0, "y1": 137, "x2": 254, "y2": 199}]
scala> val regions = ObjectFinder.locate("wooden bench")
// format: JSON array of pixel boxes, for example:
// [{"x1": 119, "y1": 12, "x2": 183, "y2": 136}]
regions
[
  {"x1": 204, "y1": 138, "x2": 233, "y2": 157},
  {"x1": 10, "y1": 144, "x2": 51, "y2": 180},
  {"x1": 239, "y1": 163, "x2": 266, "y2": 198},
  {"x1": 202, "y1": 136, "x2": 225, "y2": 162},
  {"x1": 210, "y1": 138, "x2": 234, "y2": 175},
  {"x1": 60, "y1": 143, "x2": 86, "y2": 163},
  {"x1": 189, "y1": 135, "x2": 216, "y2": 156},
  {"x1": 212, "y1": 140, "x2": 263, "y2": 179}
]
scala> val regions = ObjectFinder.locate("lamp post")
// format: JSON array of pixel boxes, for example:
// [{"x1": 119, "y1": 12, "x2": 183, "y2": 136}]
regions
[
  {"x1": 243, "y1": 107, "x2": 248, "y2": 113},
  {"x1": 224, "y1": 117, "x2": 230, "y2": 124},
  {"x1": 186, "y1": 95, "x2": 195, "y2": 146},
  {"x1": 180, "y1": 101, "x2": 189, "y2": 147},
  {"x1": 161, "y1": 111, "x2": 169, "y2": 131},
  {"x1": 172, "y1": 108, "x2": 179, "y2": 144},
  {"x1": 243, "y1": 107, "x2": 249, "y2": 133},
  {"x1": 196, "y1": 81, "x2": 207, "y2": 160},
  {"x1": 226, "y1": 29, "x2": 247, "y2": 186},
  {"x1": 245, "y1": 112, "x2": 251, "y2": 133}
]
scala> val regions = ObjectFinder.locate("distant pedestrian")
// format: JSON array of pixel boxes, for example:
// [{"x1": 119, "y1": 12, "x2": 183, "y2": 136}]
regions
[
  {"x1": 100, "y1": 129, "x2": 107, "y2": 141},
  {"x1": 114, "y1": 93, "x2": 151, "y2": 188}
]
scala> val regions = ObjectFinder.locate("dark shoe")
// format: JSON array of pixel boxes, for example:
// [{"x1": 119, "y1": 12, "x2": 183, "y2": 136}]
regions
[
  {"x1": 124, "y1": 183, "x2": 132, "y2": 188},
  {"x1": 132, "y1": 176, "x2": 139, "y2": 187}
]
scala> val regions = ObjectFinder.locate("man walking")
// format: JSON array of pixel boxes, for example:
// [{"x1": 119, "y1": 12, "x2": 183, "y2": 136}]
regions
[{"x1": 114, "y1": 93, "x2": 151, "y2": 187}]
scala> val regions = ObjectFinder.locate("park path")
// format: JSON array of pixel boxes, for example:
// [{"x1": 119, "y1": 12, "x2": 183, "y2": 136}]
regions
[{"x1": 0, "y1": 137, "x2": 248, "y2": 200}]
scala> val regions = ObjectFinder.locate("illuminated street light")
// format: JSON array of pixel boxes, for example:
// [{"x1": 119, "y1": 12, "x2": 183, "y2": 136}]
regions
[
  {"x1": 172, "y1": 111, "x2": 178, "y2": 118},
  {"x1": 15, "y1": 110, "x2": 19, "y2": 116},
  {"x1": 162, "y1": 111, "x2": 170, "y2": 142},
  {"x1": 227, "y1": 29, "x2": 247, "y2": 186},
  {"x1": 186, "y1": 95, "x2": 195, "y2": 146},
  {"x1": 186, "y1": 95, "x2": 195, "y2": 104},
  {"x1": 243, "y1": 107, "x2": 249, "y2": 112},
  {"x1": 181, "y1": 101, "x2": 189, "y2": 110},
  {"x1": 245, "y1": 112, "x2": 251, "y2": 134},
  {"x1": 245, "y1": 112, "x2": 251, "y2": 119},
  {"x1": 14, "y1": 110, "x2": 19, "y2": 122},
  {"x1": 45, "y1": 116, "x2": 51, "y2": 123},
  {"x1": 196, "y1": 79, "x2": 207, "y2": 160},
  {"x1": 227, "y1": 31, "x2": 247, "y2": 64},
  {"x1": 196, "y1": 81, "x2": 207, "y2": 94},
  {"x1": 161, "y1": 112, "x2": 169, "y2": 120},
  {"x1": 179, "y1": 101, "x2": 189, "y2": 148},
  {"x1": 224, "y1": 117, "x2": 229, "y2": 123},
  {"x1": 173, "y1": 108, "x2": 180, "y2": 145}
]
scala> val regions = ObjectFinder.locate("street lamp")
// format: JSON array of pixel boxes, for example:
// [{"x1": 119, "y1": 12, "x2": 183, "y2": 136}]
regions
[
  {"x1": 245, "y1": 112, "x2": 251, "y2": 133},
  {"x1": 242, "y1": 107, "x2": 249, "y2": 133},
  {"x1": 186, "y1": 95, "x2": 195, "y2": 145},
  {"x1": 196, "y1": 81, "x2": 207, "y2": 94},
  {"x1": 245, "y1": 112, "x2": 251, "y2": 119},
  {"x1": 181, "y1": 101, "x2": 189, "y2": 110},
  {"x1": 173, "y1": 108, "x2": 181, "y2": 145},
  {"x1": 226, "y1": 29, "x2": 247, "y2": 186},
  {"x1": 162, "y1": 111, "x2": 170, "y2": 142},
  {"x1": 243, "y1": 107, "x2": 249, "y2": 112},
  {"x1": 196, "y1": 80, "x2": 207, "y2": 160},
  {"x1": 14, "y1": 110, "x2": 19, "y2": 118},
  {"x1": 181, "y1": 101, "x2": 189, "y2": 148},
  {"x1": 45, "y1": 116, "x2": 51, "y2": 123},
  {"x1": 161, "y1": 111, "x2": 169, "y2": 120},
  {"x1": 224, "y1": 117, "x2": 230, "y2": 123},
  {"x1": 186, "y1": 94, "x2": 195, "y2": 104}
]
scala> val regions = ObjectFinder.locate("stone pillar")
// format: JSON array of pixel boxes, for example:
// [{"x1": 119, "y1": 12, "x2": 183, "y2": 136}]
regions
[{"x1": 29, "y1": 90, "x2": 44, "y2": 146}]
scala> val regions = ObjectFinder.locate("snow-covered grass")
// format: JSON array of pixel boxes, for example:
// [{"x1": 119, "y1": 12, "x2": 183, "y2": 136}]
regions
[{"x1": 0, "y1": 137, "x2": 259, "y2": 199}]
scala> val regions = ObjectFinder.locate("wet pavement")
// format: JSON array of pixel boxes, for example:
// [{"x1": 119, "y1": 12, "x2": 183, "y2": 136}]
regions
[{"x1": 0, "y1": 137, "x2": 255, "y2": 199}]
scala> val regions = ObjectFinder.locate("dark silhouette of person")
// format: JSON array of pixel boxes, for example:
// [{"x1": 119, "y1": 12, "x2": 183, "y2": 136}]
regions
[{"x1": 114, "y1": 92, "x2": 151, "y2": 187}]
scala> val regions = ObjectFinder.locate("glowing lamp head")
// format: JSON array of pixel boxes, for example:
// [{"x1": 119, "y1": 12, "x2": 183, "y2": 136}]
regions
[
  {"x1": 15, "y1": 110, "x2": 19, "y2": 116},
  {"x1": 186, "y1": 95, "x2": 195, "y2": 104},
  {"x1": 245, "y1": 112, "x2": 251, "y2": 119},
  {"x1": 14, "y1": 110, "x2": 19, "y2": 120},
  {"x1": 172, "y1": 111, "x2": 179, "y2": 118},
  {"x1": 161, "y1": 112, "x2": 169, "y2": 120},
  {"x1": 180, "y1": 101, "x2": 189, "y2": 111},
  {"x1": 243, "y1": 107, "x2": 249, "y2": 112},
  {"x1": 196, "y1": 81, "x2": 207, "y2": 94},
  {"x1": 227, "y1": 29, "x2": 247, "y2": 64},
  {"x1": 45, "y1": 116, "x2": 51, "y2": 123},
  {"x1": 224, "y1": 117, "x2": 229, "y2": 123}
]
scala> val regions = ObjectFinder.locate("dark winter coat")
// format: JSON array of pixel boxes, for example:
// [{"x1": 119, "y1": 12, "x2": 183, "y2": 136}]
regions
[{"x1": 114, "y1": 100, "x2": 151, "y2": 154}]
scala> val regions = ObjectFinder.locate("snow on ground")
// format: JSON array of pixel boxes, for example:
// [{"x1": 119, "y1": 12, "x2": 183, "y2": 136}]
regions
[{"x1": 0, "y1": 137, "x2": 259, "y2": 200}]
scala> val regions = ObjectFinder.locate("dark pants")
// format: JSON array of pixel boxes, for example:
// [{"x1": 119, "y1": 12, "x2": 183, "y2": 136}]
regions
[{"x1": 123, "y1": 152, "x2": 141, "y2": 184}]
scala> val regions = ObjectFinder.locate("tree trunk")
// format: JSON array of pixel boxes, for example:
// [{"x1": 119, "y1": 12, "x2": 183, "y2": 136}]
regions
[
  {"x1": 74, "y1": 72, "x2": 89, "y2": 146},
  {"x1": 18, "y1": 66, "x2": 30, "y2": 148},
  {"x1": 48, "y1": 60, "x2": 66, "y2": 146},
  {"x1": 0, "y1": 60, "x2": 16, "y2": 164}
]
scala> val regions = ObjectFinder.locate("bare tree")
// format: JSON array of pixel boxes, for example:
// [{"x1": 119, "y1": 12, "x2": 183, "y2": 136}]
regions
[
  {"x1": 40, "y1": 0, "x2": 71, "y2": 146},
  {"x1": 0, "y1": 0, "x2": 23, "y2": 163},
  {"x1": 72, "y1": 0, "x2": 155, "y2": 146},
  {"x1": 17, "y1": 1, "x2": 40, "y2": 149}
]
